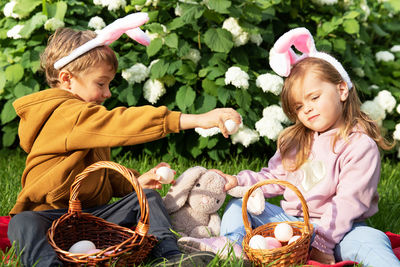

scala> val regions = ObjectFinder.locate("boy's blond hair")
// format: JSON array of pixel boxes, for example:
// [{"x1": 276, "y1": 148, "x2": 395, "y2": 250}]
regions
[{"x1": 40, "y1": 28, "x2": 118, "y2": 88}]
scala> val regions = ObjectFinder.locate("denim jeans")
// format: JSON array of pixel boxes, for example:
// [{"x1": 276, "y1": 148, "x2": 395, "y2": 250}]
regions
[
  {"x1": 8, "y1": 189, "x2": 179, "y2": 267},
  {"x1": 220, "y1": 198, "x2": 400, "y2": 267}
]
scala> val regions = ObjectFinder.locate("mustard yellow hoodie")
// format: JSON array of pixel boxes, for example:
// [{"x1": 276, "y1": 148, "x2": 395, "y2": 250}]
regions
[{"x1": 10, "y1": 88, "x2": 181, "y2": 215}]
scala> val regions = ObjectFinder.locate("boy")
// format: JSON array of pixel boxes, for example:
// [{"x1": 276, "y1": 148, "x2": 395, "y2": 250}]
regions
[{"x1": 8, "y1": 26, "x2": 240, "y2": 266}]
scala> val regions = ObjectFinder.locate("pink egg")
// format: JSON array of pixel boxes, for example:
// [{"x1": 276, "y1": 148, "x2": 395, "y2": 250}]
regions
[
  {"x1": 288, "y1": 235, "x2": 301, "y2": 244},
  {"x1": 264, "y1": 236, "x2": 282, "y2": 249},
  {"x1": 274, "y1": 223, "x2": 293, "y2": 242}
]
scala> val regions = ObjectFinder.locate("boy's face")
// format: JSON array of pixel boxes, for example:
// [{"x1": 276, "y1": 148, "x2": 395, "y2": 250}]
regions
[{"x1": 67, "y1": 64, "x2": 115, "y2": 104}]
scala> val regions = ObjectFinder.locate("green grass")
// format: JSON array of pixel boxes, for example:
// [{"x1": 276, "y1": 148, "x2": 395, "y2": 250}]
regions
[{"x1": 1, "y1": 148, "x2": 399, "y2": 266}]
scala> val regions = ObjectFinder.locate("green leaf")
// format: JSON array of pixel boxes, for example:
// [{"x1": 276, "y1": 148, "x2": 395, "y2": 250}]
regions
[
  {"x1": 0, "y1": 72, "x2": 5, "y2": 94},
  {"x1": 217, "y1": 87, "x2": 230, "y2": 106},
  {"x1": 343, "y1": 11, "x2": 360, "y2": 20},
  {"x1": 150, "y1": 59, "x2": 169, "y2": 79},
  {"x1": 47, "y1": 1, "x2": 68, "y2": 20},
  {"x1": 204, "y1": 28, "x2": 233, "y2": 53},
  {"x1": 208, "y1": 0, "x2": 231, "y2": 14},
  {"x1": 2, "y1": 124, "x2": 17, "y2": 147},
  {"x1": 195, "y1": 93, "x2": 217, "y2": 113},
  {"x1": 343, "y1": 19, "x2": 359, "y2": 35},
  {"x1": 167, "y1": 61, "x2": 182, "y2": 75},
  {"x1": 165, "y1": 33, "x2": 179, "y2": 49},
  {"x1": 14, "y1": 0, "x2": 42, "y2": 18},
  {"x1": 202, "y1": 79, "x2": 218, "y2": 96},
  {"x1": 146, "y1": 38, "x2": 163, "y2": 57},
  {"x1": 19, "y1": 13, "x2": 47, "y2": 38},
  {"x1": 1, "y1": 99, "x2": 17, "y2": 124},
  {"x1": 176, "y1": 85, "x2": 196, "y2": 111},
  {"x1": 181, "y1": 4, "x2": 205, "y2": 23},
  {"x1": 372, "y1": 23, "x2": 389, "y2": 37},
  {"x1": 127, "y1": 84, "x2": 142, "y2": 106},
  {"x1": 167, "y1": 17, "x2": 185, "y2": 31},
  {"x1": 5, "y1": 64, "x2": 24, "y2": 85},
  {"x1": 234, "y1": 90, "x2": 251, "y2": 110},
  {"x1": 14, "y1": 83, "x2": 33, "y2": 98}
]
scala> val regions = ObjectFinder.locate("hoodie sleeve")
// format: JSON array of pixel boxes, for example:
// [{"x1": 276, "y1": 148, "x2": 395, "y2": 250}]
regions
[
  {"x1": 236, "y1": 151, "x2": 289, "y2": 198},
  {"x1": 64, "y1": 104, "x2": 181, "y2": 151},
  {"x1": 311, "y1": 137, "x2": 380, "y2": 254}
]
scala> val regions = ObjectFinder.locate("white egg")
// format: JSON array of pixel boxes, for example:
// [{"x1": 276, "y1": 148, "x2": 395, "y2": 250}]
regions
[
  {"x1": 224, "y1": 120, "x2": 239, "y2": 134},
  {"x1": 156, "y1": 166, "x2": 174, "y2": 184},
  {"x1": 274, "y1": 223, "x2": 293, "y2": 242},
  {"x1": 288, "y1": 235, "x2": 301, "y2": 244},
  {"x1": 68, "y1": 240, "x2": 96, "y2": 254},
  {"x1": 249, "y1": 235, "x2": 268, "y2": 249}
]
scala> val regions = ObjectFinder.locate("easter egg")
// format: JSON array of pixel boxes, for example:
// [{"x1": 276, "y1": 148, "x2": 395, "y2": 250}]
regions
[
  {"x1": 288, "y1": 235, "x2": 301, "y2": 244},
  {"x1": 249, "y1": 235, "x2": 268, "y2": 249},
  {"x1": 156, "y1": 166, "x2": 174, "y2": 184},
  {"x1": 68, "y1": 240, "x2": 96, "y2": 254},
  {"x1": 264, "y1": 236, "x2": 282, "y2": 249},
  {"x1": 224, "y1": 120, "x2": 239, "y2": 134},
  {"x1": 274, "y1": 223, "x2": 293, "y2": 242}
]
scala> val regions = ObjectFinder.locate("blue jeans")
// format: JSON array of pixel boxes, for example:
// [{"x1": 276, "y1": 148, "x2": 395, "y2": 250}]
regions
[{"x1": 220, "y1": 198, "x2": 400, "y2": 267}]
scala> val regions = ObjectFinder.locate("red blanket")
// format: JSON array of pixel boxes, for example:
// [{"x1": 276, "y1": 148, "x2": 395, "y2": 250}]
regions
[{"x1": 1, "y1": 215, "x2": 399, "y2": 265}]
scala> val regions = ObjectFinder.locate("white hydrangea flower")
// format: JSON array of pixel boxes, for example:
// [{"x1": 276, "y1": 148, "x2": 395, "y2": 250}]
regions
[
  {"x1": 396, "y1": 104, "x2": 400, "y2": 114},
  {"x1": 255, "y1": 117, "x2": 284, "y2": 141},
  {"x1": 250, "y1": 33, "x2": 263, "y2": 46},
  {"x1": 44, "y1": 18, "x2": 64, "y2": 31},
  {"x1": 361, "y1": 100, "x2": 386, "y2": 125},
  {"x1": 312, "y1": 0, "x2": 338, "y2": 5},
  {"x1": 262, "y1": 105, "x2": 290, "y2": 124},
  {"x1": 88, "y1": 16, "x2": 106, "y2": 30},
  {"x1": 145, "y1": 30, "x2": 161, "y2": 41},
  {"x1": 374, "y1": 90, "x2": 396, "y2": 113},
  {"x1": 107, "y1": 0, "x2": 126, "y2": 11},
  {"x1": 195, "y1": 127, "x2": 221, "y2": 137},
  {"x1": 222, "y1": 17, "x2": 249, "y2": 47},
  {"x1": 256, "y1": 73, "x2": 283, "y2": 95},
  {"x1": 3, "y1": 0, "x2": 20, "y2": 19},
  {"x1": 175, "y1": 3, "x2": 182, "y2": 16},
  {"x1": 360, "y1": 0, "x2": 370, "y2": 20},
  {"x1": 393, "y1": 124, "x2": 400, "y2": 140},
  {"x1": 368, "y1": 84, "x2": 379, "y2": 90},
  {"x1": 375, "y1": 51, "x2": 395, "y2": 62},
  {"x1": 390, "y1": 45, "x2": 400, "y2": 53},
  {"x1": 225, "y1": 66, "x2": 249, "y2": 89},
  {"x1": 122, "y1": 63, "x2": 149, "y2": 85},
  {"x1": 182, "y1": 48, "x2": 201, "y2": 64},
  {"x1": 353, "y1": 67, "x2": 365, "y2": 77},
  {"x1": 143, "y1": 79, "x2": 166, "y2": 104},
  {"x1": 7, "y1": 24, "x2": 23, "y2": 39},
  {"x1": 231, "y1": 126, "x2": 260, "y2": 147}
]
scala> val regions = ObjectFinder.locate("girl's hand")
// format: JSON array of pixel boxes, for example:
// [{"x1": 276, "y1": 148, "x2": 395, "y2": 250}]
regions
[
  {"x1": 310, "y1": 247, "x2": 335, "y2": 264},
  {"x1": 210, "y1": 169, "x2": 238, "y2": 191},
  {"x1": 137, "y1": 162, "x2": 176, "y2": 189}
]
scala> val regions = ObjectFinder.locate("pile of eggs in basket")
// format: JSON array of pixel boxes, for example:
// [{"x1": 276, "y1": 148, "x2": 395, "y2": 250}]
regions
[{"x1": 249, "y1": 223, "x2": 301, "y2": 249}]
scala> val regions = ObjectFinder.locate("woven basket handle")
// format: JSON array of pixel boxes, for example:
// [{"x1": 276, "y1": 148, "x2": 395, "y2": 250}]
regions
[
  {"x1": 69, "y1": 161, "x2": 150, "y2": 237},
  {"x1": 242, "y1": 179, "x2": 311, "y2": 236}
]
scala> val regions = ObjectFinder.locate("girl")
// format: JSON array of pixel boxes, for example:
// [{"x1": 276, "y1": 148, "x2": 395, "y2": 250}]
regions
[{"x1": 178, "y1": 28, "x2": 400, "y2": 266}]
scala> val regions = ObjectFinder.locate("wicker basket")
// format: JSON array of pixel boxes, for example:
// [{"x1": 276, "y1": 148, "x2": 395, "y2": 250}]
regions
[
  {"x1": 242, "y1": 180, "x2": 313, "y2": 267},
  {"x1": 47, "y1": 161, "x2": 157, "y2": 266}
]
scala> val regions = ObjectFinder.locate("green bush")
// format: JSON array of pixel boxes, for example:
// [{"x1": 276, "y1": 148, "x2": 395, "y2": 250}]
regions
[{"x1": 1, "y1": 0, "x2": 400, "y2": 161}]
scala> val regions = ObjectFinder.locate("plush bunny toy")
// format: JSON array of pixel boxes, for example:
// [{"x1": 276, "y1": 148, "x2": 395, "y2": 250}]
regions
[{"x1": 163, "y1": 166, "x2": 265, "y2": 238}]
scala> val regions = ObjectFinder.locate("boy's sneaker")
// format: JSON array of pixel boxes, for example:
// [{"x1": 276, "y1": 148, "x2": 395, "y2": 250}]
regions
[
  {"x1": 153, "y1": 251, "x2": 216, "y2": 267},
  {"x1": 178, "y1": 236, "x2": 247, "y2": 259}
]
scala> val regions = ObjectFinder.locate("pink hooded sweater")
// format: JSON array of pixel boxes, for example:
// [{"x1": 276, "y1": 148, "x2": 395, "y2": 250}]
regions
[{"x1": 236, "y1": 128, "x2": 380, "y2": 254}]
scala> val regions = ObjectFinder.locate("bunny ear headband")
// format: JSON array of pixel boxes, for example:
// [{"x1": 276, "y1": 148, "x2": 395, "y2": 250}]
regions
[
  {"x1": 54, "y1": 12, "x2": 151, "y2": 70},
  {"x1": 269, "y1": 27, "x2": 353, "y2": 89}
]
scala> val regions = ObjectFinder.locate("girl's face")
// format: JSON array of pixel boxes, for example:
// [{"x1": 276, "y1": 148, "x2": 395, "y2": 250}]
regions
[
  {"x1": 292, "y1": 71, "x2": 349, "y2": 133},
  {"x1": 60, "y1": 64, "x2": 115, "y2": 105}
]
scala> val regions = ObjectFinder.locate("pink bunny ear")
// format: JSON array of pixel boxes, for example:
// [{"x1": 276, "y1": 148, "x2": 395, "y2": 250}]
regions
[
  {"x1": 269, "y1": 27, "x2": 316, "y2": 77},
  {"x1": 54, "y1": 12, "x2": 150, "y2": 70}
]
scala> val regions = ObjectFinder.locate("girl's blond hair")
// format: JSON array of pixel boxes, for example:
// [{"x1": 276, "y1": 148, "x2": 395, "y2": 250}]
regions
[
  {"x1": 278, "y1": 57, "x2": 393, "y2": 171},
  {"x1": 40, "y1": 28, "x2": 118, "y2": 88}
]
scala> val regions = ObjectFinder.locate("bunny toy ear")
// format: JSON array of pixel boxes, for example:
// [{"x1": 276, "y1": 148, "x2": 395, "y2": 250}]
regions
[
  {"x1": 54, "y1": 12, "x2": 150, "y2": 70},
  {"x1": 269, "y1": 27, "x2": 315, "y2": 77}
]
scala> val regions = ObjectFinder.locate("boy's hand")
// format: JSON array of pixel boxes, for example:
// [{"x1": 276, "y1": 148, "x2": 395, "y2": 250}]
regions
[
  {"x1": 310, "y1": 247, "x2": 335, "y2": 264},
  {"x1": 138, "y1": 162, "x2": 176, "y2": 189},
  {"x1": 210, "y1": 169, "x2": 238, "y2": 191},
  {"x1": 180, "y1": 108, "x2": 241, "y2": 138}
]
